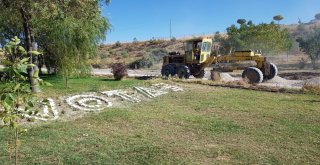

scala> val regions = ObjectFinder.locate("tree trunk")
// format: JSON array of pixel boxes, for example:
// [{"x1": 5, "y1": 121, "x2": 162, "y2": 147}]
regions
[
  {"x1": 20, "y1": 7, "x2": 40, "y2": 93},
  {"x1": 14, "y1": 127, "x2": 18, "y2": 165},
  {"x1": 311, "y1": 59, "x2": 317, "y2": 70},
  {"x1": 65, "y1": 74, "x2": 68, "y2": 88}
]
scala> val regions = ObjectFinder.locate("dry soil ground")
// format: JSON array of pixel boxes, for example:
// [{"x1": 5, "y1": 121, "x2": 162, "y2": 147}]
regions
[{"x1": 92, "y1": 67, "x2": 320, "y2": 89}]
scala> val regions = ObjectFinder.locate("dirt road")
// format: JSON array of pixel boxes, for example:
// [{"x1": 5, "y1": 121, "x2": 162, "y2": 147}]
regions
[
  {"x1": 92, "y1": 68, "x2": 320, "y2": 89},
  {"x1": 92, "y1": 68, "x2": 160, "y2": 77}
]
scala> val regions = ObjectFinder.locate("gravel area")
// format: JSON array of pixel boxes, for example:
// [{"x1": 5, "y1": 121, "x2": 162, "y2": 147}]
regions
[
  {"x1": 261, "y1": 76, "x2": 303, "y2": 89},
  {"x1": 93, "y1": 68, "x2": 320, "y2": 89},
  {"x1": 92, "y1": 68, "x2": 160, "y2": 77},
  {"x1": 305, "y1": 77, "x2": 320, "y2": 87}
]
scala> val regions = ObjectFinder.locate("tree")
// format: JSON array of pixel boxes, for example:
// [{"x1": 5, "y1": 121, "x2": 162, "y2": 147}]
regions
[
  {"x1": 36, "y1": 1, "x2": 110, "y2": 87},
  {"x1": 0, "y1": 0, "x2": 111, "y2": 88},
  {"x1": 296, "y1": 29, "x2": 320, "y2": 69},
  {"x1": 273, "y1": 15, "x2": 284, "y2": 24},
  {"x1": 237, "y1": 19, "x2": 247, "y2": 25},
  {"x1": 298, "y1": 18, "x2": 302, "y2": 24},
  {"x1": 315, "y1": 13, "x2": 320, "y2": 20},
  {"x1": 133, "y1": 37, "x2": 138, "y2": 43},
  {"x1": 217, "y1": 20, "x2": 292, "y2": 55},
  {"x1": 0, "y1": 37, "x2": 43, "y2": 165},
  {"x1": 214, "y1": 31, "x2": 233, "y2": 55},
  {"x1": 0, "y1": 6, "x2": 23, "y2": 48},
  {"x1": 170, "y1": 37, "x2": 177, "y2": 42},
  {"x1": 247, "y1": 20, "x2": 254, "y2": 26},
  {"x1": 0, "y1": 0, "x2": 42, "y2": 93}
]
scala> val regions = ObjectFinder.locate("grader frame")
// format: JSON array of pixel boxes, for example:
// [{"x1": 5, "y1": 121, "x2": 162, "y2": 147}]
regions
[{"x1": 161, "y1": 37, "x2": 277, "y2": 83}]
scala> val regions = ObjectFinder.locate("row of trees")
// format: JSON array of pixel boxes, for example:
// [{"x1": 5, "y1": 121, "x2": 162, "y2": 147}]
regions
[
  {"x1": 296, "y1": 29, "x2": 320, "y2": 69},
  {"x1": 0, "y1": 1, "x2": 111, "y2": 163},
  {"x1": 0, "y1": 0, "x2": 111, "y2": 91},
  {"x1": 296, "y1": 13, "x2": 320, "y2": 69},
  {"x1": 214, "y1": 14, "x2": 320, "y2": 69},
  {"x1": 214, "y1": 18, "x2": 292, "y2": 55}
]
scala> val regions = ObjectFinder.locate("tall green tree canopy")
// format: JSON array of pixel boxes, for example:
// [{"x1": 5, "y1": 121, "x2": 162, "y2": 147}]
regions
[
  {"x1": 273, "y1": 15, "x2": 284, "y2": 23},
  {"x1": 315, "y1": 13, "x2": 320, "y2": 20},
  {"x1": 0, "y1": 0, "x2": 111, "y2": 78},
  {"x1": 215, "y1": 20, "x2": 292, "y2": 55},
  {"x1": 34, "y1": 0, "x2": 111, "y2": 77},
  {"x1": 296, "y1": 28, "x2": 320, "y2": 69},
  {"x1": 237, "y1": 19, "x2": 247, "y2": 25}
]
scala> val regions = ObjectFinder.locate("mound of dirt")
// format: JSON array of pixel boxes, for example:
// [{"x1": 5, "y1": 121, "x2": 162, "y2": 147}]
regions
[
  {"x1": 279, "y1": 72, "x2": 320, "y2": 80},
  {"x1": 201, "y1": 72, "x2": 317, "y2": 89},
  {"x1": 305, "y1": 77, "x2": 320, "y2": 87},
  {"x1": 220, "y1": 73, "x2": 239, "y2": 82},
  {"x1": 262, "y1": 76, "x2": 303, "y2": 89},
  {"x1": 265, "y1": 76, "x2": 289, "y2": 83}
]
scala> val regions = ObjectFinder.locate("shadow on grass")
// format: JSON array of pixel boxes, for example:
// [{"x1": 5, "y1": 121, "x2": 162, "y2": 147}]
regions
[
  {"x1": 280, "y1": 98, "x2": 320, "y2": 103},
  {"x1": 100, "y1": 78, "x2": 118, "y2": 82},
  {"x1": 134, "y1": 76, "x2": 155, "y2": 80},
  {"x1": 100, "y1": 77, "x2": 155, "y2": 81}
]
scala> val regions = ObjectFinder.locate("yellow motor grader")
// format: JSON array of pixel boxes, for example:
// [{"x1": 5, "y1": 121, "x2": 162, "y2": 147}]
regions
[{"x1": 161, "y1": 37, "x2": 277, "y2": 83}]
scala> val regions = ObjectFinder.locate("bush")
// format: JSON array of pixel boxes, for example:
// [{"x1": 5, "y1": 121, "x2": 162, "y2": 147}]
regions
[
  {"x1": 127, "y1": 47, "x2": 134, "y2": 52},
  {"x1": 121, "y1": 51, "x2": 129, "y2": 58},
  {"x1": 100, "y1": 52, "x2": 109, "y2": 59},
  {"x1": 129, "y1": 57, "x2": 154, "y2": 69},
  {"x1": 149, "y1": 37, "x2": 160, "y2": 44},
  {"x1": 170, "y1": 37, "x2": 176, "y2": 42},
  {"x1": 150, "y1": 48, "x2": 167, "y2": 62},
  {"x1": 108, "y1": 50, "x2": 117, "y2": 57},
  {"x1": 115, "y1": 41, "x2": 121, "y2": 47},
  {"x1": 110, "y1": 63, "x2": 128, "y2": 80}
]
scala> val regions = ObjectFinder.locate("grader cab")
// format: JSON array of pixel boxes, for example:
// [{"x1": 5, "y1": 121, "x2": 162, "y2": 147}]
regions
[{"x1": 161, "y1": 37, "x2": 278, "y2": 83}]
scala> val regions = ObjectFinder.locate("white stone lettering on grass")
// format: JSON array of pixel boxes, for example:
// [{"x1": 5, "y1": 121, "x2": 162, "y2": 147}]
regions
[
  {"x1": 152, "y1": 83, "x2": 184, "y2": 92},
  {"x1": 41, "y1": 98, "x2": 59, "y2": 120},
  {"x1": 134, "y1": 87, "x2": 168, "y2": 98},
  {"x1": 66, "y1": 95, "x2": 112, "y2": 111},
  {"x1": 23, "y1": 114, "x2": 48, "y2": 121},
  {"x1": 101, "y1": 90, "x2": 141, "y2": 103},
  {"x1": 22, "y1": 98, "x2": 59, "y2": 121},
  {"x1": 1, "y1": 83, "x2": 183, "y2": 123}
]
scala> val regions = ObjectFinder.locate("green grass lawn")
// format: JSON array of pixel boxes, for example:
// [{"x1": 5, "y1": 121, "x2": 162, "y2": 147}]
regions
[
  {"x1": 38, "y1": 75, "x2": 147, "y2": 97},
  {"x1": 0, "y1": 77, "x2": 320, "y2": 164}
]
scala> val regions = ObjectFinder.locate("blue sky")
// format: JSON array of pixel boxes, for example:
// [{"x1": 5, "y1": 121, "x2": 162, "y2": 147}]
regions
[{"x1": 101, "y1": 0, "x2": 320, "y2": 43}]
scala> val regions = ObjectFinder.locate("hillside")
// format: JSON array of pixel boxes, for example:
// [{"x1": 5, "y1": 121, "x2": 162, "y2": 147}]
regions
[
  {"x1": 96, "y1": 20, "x2": 320, "y2": 70},
  {"x1": 94, "y1": 39, "x2": 184, "y2": 69}
]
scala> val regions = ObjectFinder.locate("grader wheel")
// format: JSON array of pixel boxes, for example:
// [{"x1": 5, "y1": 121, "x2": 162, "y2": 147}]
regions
[
  {"x1": 177, "y1": 65, "x2": 191, "y2": 79},
  {"x1": 161, "y1": 64, "x2": 176, "y2": 77},
  {"x1": 264, "y1": 63, "x2": 278, "y2": 80},
  {"x1": 242, "y1": 67, "x2": 263, "y2": 84},
  {"x1": 193, "y1": 70, "x2": 205, "y2": 78}
]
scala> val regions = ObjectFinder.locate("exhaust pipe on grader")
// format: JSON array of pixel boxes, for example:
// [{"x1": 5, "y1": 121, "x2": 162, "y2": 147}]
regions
[{"x1": 161, "y1": 37, "x2": 278, "y2": 83}]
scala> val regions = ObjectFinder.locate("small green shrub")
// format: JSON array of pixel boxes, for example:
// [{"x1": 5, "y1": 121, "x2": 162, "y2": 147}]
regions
[
  {"x1": 170, "y1": 37, "x2": 177, "y2": 42},
  {"x1": 100, "y1": 52, "x2": 109, "y2": 59},
  {"x1": 149, "y1": 37, "x2": 160, "y2": 44},
  {"x1": 127, "y1": 47, "x2": 134, "y2": 52},
  {"x1": 108, "y1": 50, "x2": 115, "y2": 56},
  {"x1": 121, "y1": 51, "x2": 129, "y2": 58}
]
